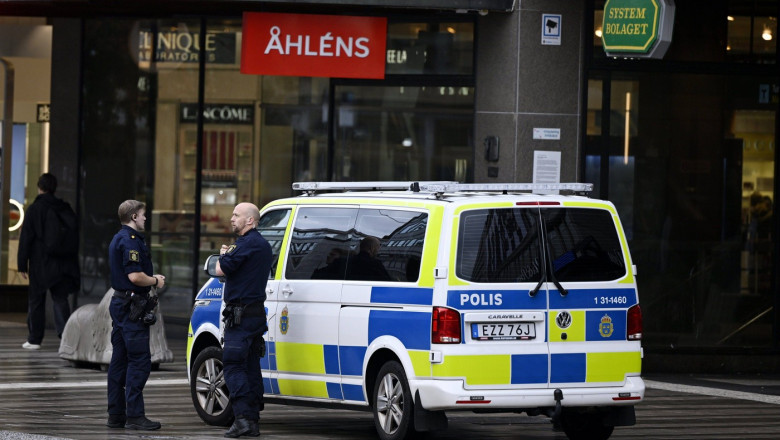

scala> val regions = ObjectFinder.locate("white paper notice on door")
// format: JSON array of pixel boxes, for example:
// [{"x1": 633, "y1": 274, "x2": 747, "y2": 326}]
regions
[{"x1": 533, "y1": 150, "x2": 561, "y2": 194}]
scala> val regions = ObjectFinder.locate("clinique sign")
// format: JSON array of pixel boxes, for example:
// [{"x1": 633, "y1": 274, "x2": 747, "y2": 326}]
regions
[
  {"x1": 138, "y1": 30, "x2": 237, "y2": 64},
  {"x1": 241, "y1": 12, "x2": 387, "y2": 79}
]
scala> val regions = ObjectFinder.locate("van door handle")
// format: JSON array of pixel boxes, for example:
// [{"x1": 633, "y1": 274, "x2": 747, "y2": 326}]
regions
[
  {"x1": 266, "y1": 287, "x2": 274, "y2": 295},
  {"x1": 281, "y1": 286, "x2": 293, "y2": 297}
]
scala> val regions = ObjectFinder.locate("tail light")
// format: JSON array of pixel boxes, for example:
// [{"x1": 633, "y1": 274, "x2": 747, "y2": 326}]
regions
[
  {"x1": 432, "y1": 307, "x2": 461, "y2": 344},
  {"x1": 627, "y1": 304, "x2": 642, "y2": 340}
]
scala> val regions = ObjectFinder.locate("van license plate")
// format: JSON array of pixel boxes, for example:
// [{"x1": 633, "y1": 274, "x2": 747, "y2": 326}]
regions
[{"x1": 471, "y1": 323, "x2": 536, "y2": 341}]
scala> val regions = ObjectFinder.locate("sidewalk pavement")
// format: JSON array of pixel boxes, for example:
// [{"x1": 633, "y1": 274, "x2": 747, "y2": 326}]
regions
[{"x1": 2, "y1": 312, "x2": 780, "y2": 408}]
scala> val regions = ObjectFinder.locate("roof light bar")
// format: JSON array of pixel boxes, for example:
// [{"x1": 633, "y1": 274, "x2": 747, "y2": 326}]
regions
[
  {"x1": 292, "y1": 181, "x2": 458, "y2": 192},
  {"x1": 418, "y1": 182, "x2": 593, "y2": 193},
  {"x1": 292, "y1": 182, "x2": 593, "y2": 194}
]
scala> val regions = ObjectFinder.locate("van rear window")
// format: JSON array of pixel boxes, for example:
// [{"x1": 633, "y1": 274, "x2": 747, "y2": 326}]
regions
[
  {"x1": 543, "y1": 208, "x2": 626, "y2": 282},
  {"x1": 457, "y1": 208, "x2": 542, "y2": 283},
  {"x1": 457, "y1": 207, "x2": 626, "y2": 283}
]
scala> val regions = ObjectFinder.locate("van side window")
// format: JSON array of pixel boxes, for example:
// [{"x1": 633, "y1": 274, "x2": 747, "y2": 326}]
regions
[
  {"x1": 348, "y1": 209, "x2": 427, "y2": 282},
  {"x1": 542, "y1": 208, "x2": 626, "y2": 282},
  {"x1": 457, "y1": 208, "x2": 542, "y2": 283},
  {"x1": 257, "y1": 208, "x2": 292, "y2": 279},
  {"x1": 286, "y1": 207, "x2": 358, "y2": 280}
]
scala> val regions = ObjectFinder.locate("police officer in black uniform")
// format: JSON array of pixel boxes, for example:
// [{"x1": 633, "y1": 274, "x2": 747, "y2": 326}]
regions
[
  {"x1": 214, "y1": 202, "x2": 272, "y2": 438},
  {"x1": 106, "y1": 200, "x2": 165, "y2": 430}
]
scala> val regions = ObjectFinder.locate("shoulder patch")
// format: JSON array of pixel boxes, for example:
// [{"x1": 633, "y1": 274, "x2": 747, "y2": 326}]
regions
[
  {"x1": 129, "y1": 250, "x2": 140, "y2": 262},
  {"x1": 227, "y1": 244, "x2": 237, "y2": 254}
]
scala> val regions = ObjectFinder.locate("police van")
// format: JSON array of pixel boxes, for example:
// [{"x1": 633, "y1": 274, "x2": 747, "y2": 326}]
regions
[{"x1": 187, "y1": 181, "x2": 643, "y2": 440}]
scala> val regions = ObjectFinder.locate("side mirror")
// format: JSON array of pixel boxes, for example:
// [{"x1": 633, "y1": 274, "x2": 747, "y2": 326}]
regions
[{"x1": 203, "y1": 254, "x2": 221, "y2": 278}]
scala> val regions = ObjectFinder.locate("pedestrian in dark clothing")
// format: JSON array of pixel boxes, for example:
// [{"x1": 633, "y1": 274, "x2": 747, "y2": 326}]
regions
[
  {"x1": 215, "y1": 202, "x2": 272, "y2": 438},
  {"x1": 17, "y1": 173, "x2": 80, "y2": 350},
  {"x1": 106, "y1": 199, "x2": 165, "y2": 431}
]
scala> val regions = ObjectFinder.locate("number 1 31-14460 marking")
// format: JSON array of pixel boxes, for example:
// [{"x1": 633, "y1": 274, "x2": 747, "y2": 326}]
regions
[{"x1": 595, "y1": 296, "x2": 627, "y2": 305}]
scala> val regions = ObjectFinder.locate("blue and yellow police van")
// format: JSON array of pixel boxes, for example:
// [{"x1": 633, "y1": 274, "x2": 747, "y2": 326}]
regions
[{"x1": 187, "y1": 181, "x2": 643, "y2": 440}]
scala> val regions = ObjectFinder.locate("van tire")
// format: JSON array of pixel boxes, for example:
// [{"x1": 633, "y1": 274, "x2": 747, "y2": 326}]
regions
[
  {"x1": 190, "y1": 346, "x2": 234, "y2": 427},
  {"x1": 561, "y1": 408, "x2": 614, "y2": 440},
  {"x1": 372, "y1": 361, "x2": 415, "y2": 440}
]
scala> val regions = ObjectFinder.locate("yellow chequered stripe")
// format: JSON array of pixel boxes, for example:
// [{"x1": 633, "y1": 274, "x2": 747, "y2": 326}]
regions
[
  {"x1": 186, "y1": 323, "x2": 194, "y2": 367},
  {"x1": 419, "y1": 206, "x2": 444, "y2": 288},
  {"x1": 272, "y1": 206, "x2": 295, "y2": 280},
  {"x1": 586, "y1": 351, "x2": 642, "y2": 382},
  {"x1": 277, "y1": 379, "x2": 329, "y2": 398},
  {"x1": 549, "y1": 310, "x2": 585, "y2": 342},
  {"x1": 432, "y1": 354, "x2": 510, "y2": 385},
  {"x1": 275, "y1": 342, "x2": 325, "y2": 374},
  {"x1": 410, "y1": 350, "x2": 431, "y2": 377}
]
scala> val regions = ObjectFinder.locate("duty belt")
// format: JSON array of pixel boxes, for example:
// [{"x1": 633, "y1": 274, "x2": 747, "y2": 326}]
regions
[
  {"x1": 113, "y1": 290, "x2": 146, "y2": 299},
  {"x1": 227, "y1": 301, "x2": 264, "y2": 316}
]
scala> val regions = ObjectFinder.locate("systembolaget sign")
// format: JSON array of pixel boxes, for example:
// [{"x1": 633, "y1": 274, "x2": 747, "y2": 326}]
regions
[
  {"x1": 241, "y1": 12, "x2": 387, "y2": 79},
  {"x1": 602, "y1": 0, "x2": 675, "y2": 59}
]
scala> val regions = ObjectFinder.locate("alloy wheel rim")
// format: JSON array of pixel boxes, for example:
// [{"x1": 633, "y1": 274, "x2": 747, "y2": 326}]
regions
[
  {"x1": 195, "y1": 357, "x2": 229, "y2": 416},
  {"x1": 376, "y1": 372, "x2": 403, "y2": 434}
]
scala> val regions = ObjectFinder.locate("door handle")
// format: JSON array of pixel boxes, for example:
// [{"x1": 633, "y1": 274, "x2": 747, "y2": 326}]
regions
[
  {"x1": 266, "y1": 287, "x2": 274, "y2": 295},
  {"x1": 281, "y1": 286, "x2": 293, "y2": 297}
]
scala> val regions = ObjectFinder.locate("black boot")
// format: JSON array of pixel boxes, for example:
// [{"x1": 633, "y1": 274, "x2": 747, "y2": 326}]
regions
[
  {"x1": 106, "y1": 414, "x2": 126, "y2": 428},
  {"x1": 125, "y1": 416, "x2": 161, "y2": 430},
  {"x1": 224, "y1": 417, "x2": 260, "y2": 438}
]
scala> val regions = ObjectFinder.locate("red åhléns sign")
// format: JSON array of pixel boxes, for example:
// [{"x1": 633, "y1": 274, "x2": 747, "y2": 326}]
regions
[{"x1": 241, "y1": 12, "x2": 387, "y2": 79}]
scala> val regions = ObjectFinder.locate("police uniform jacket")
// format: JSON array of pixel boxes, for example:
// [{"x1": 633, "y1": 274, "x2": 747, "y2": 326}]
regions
[
  {"x1": 108, "y1": 225, "x2": 153, "y2": 294},
  {"x1": 17, "y1": 193, "x2": 80, "y2": 290},
  {"x1": 219, "y1": 228, "x2": 272, "y2": 306}
]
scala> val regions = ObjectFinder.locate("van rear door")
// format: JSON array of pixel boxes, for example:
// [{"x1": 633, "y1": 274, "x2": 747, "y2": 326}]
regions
[
  {"x1": 452, "y1": 205, "x2": 550, "y2": 389},
  {"x1": 542, "y1": 204, "x2": 641, "y2": 388}
]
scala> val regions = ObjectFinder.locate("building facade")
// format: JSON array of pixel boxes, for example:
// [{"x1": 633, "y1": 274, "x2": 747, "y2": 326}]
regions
[{"x1": 0, "y1": 0, "x2": 777, "y2": 372}]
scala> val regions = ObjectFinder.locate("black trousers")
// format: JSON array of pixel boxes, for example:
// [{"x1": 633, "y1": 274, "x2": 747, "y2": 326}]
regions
[{"x1": 27, "y1": 277, "x2": 72, "y2": 344}]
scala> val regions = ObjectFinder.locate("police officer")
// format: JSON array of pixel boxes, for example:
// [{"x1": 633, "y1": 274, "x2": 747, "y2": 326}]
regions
[
  {"x1": 106, "y1": 200, "x2": 165, "y2": 430},
  {"x1": 214, "y1": 202, "x2": 272, "y2": 438}
]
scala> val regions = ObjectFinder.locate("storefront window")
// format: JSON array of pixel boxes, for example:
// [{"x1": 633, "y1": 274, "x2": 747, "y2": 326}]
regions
[
  {"x1": 585, "y1": 71, "x2": 776, "y2": 348},
  {"x1": 259, "y1": 76, "x2": 329, "y2": 206},
  {"x1": 333, "y1": 84, "x2": 473, "y2": 182},
  {"x1": 79, "y1": 19, "x2": 204, "y2": 317},
  {"x1": 386, "y1": 21, "x2": 474, "y2": 75},
  {"x1": 79, "y1": 14, "x2": 474, "y2": 319},
  {"x1": 0, "y1": 19, "x2": 51, "y2": 286},
  {"x1": 80, "y1": 19, "x2": 162, "y2": 306}
]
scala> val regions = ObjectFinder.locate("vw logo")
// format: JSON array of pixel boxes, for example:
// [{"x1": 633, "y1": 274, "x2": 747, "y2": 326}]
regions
[{"x1": 556, "y1": 311, "x2": 572, "y2": 329}]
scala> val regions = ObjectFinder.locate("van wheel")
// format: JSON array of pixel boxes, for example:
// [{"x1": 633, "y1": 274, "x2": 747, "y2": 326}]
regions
[
  {"x1": 561, "y1": 408, "x2": 614, "y2": 440},
  {"x1": 190, "y1": 346, "x2": 234, "y2": 427},
  {"x1": 373, "y1": 361, "x2": 415, "y2": 440}
]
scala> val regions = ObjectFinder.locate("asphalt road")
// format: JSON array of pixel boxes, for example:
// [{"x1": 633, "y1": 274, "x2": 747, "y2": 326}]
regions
[{"x1": 2, "y1": 315, "x2": 780, "y2": 439}]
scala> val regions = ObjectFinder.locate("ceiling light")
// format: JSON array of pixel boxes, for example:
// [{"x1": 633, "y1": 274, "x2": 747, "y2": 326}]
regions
[{"x1": 727, "y1": 16, "x2": 734, "y2": 21}]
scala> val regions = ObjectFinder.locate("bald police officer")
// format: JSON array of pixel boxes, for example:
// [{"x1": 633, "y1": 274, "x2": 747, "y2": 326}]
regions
[
  {"x1": 106, "y1": 200, "x2": 165, "y2": 430},
  {"x1": 214, "y1": 202, "x2": 272, "y2": 438}
]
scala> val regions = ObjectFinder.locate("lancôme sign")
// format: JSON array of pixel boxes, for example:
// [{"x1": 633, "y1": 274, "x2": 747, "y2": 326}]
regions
[{"x1": 602, "y1": 0, "x2": 675, "y2": 59}]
